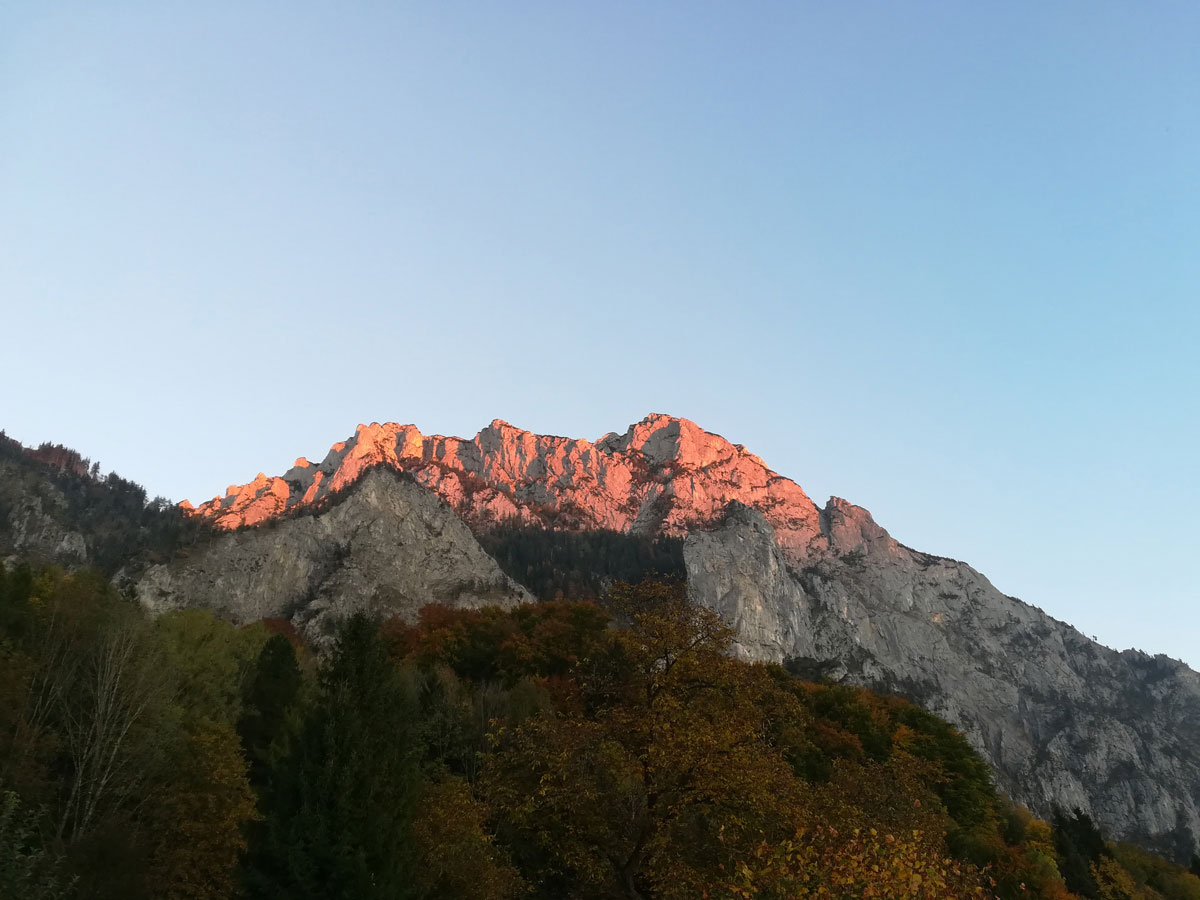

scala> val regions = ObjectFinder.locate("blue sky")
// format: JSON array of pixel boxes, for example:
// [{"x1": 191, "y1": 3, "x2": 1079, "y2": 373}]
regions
[{"x1": 2, "y1": 3, "x2": 1197, "y2": 663}]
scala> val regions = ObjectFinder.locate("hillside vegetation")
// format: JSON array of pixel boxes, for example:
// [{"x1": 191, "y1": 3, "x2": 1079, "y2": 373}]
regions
[
  {"x1": 0, "y1": 433, "x2": 212, "y2": 575},
  {"x1": 3, "y1": 565, "x2": 1196, "y2": 899}
]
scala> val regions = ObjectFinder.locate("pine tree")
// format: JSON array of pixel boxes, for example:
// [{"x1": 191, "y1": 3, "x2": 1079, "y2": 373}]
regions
[
  {"x1": 237, "y1": 633, "x2": 304, "y2": 788},
  {"x1": 244, "y1": 614, "x2": 421, "y2": 900}
]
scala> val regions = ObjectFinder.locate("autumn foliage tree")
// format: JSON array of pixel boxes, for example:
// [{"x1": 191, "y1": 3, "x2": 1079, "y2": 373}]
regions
[{"x1": 487, "y1": 582, "x2": 807, "y2": 898}]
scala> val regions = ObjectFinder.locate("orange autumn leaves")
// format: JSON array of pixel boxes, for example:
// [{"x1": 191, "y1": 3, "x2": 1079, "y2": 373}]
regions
[{"x1": 391, "y1": 580, "x2": 1068, "y2": 900}]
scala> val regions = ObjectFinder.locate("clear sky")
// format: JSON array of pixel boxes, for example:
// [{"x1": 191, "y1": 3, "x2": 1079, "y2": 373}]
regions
[{"x1": 2, "y1": 3, "x2": 1197, "y2": 664}]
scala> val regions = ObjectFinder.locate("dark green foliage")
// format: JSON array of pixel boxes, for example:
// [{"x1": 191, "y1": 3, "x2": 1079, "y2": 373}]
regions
[
  {"x1": 243, "y1": 614, "x2": 422, "y2": 900},
  {"x1": 0, "y1": 433, "x2": 214, "y2": 576},
  {"x1": 0, "y1": 561, "x2": 35, "y2": 639},
  {"x1": 478, "y1": 523, "x2": 685, "y2": 602},
  {"x1": 1053, "y1": 807, "x2": 1109, "y2": 898},
  {"x1": 0, "y1": 561, "x2": 261, "y2": 900},
  {"x1": 893, "y1": 702, "x2": 996, "y2": 828},
  {"x1": 0, "y1": 790, "x2": 73, "y2": 900},
  {"x1": 237, "y1": 634, "x2": 304, "y2": 788}
]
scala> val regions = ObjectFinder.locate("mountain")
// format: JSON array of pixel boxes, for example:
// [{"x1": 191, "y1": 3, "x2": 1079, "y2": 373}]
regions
[
  {"x1": 686, "y1": 503, "x2": 1200, "y2": 860},
  {"x1": 187, "y1": 415, "x2": 826, "y2": 555},
  {"x1": 140, "y1": 467, "x2": 529, "y2": 640},
  {"x1": 182, "y1": 414, "x2": 1200, "y2": 859}
]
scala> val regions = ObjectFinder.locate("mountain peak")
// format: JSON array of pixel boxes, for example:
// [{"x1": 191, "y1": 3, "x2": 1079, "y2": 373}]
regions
[
  {"x1": 619, "y1": 413, "x2": 735, "y2": 468},
  {"x1": 187, "y1": 415, "x2": 827, "y2": 558}
]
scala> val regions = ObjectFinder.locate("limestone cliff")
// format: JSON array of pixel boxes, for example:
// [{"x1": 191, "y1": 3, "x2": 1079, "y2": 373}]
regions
[
  {"x1": 141, "y1": 468, "x2": 530, "y2": 641},
  {"x1": 685, "y1": 503, "x2": 1200, "y2": 859}
]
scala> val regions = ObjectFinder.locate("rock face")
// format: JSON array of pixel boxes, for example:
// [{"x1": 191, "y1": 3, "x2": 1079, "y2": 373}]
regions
[
  {"x1": 0, "y1": 441, "x2": 90, "y2": 568},
  {"x1": 189, "y1": 415, "x2": 827, "y2": 557},
  {"x1": 685, "y1": 503, "x2": 1200, "y2": 860},
  {"x1": 141, "y1": 468, "x2": 530, "y2": 641},
  {"x1": 3, "y1": 493, "x2": 89, "y2": 567},
  {"x1": 184, "y1": 414, "x2": 1200, "y2": 857}
]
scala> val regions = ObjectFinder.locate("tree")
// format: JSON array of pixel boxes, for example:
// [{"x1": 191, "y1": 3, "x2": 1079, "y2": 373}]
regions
[
  {"x1": 1053, "y1": 808, "x2": 1108, "y2": 899},
  {"x1": 412, "y1": 775, "x2": 523, "y2": 900},
  {"x1": 53, "y1": 604, "x2": 173, "y2": 843},
  {"x1": 0, "y1": 789, "x2": 73, "y2": 900},
  {"x1": 155, "y1": 610, "x2": 267, "y2": 727},
  {"x1": 237, "y1": 632, "x2": 305, "y2": 789},
  {"x1": 486, "y1": 581, "x2": 806, "y2": 900},
  {"x1": 1092, "y1": 856, "x2": 1157, "y2": 900},
  {"x1": 725, "y1": 819, "x2": 990, "y2": 900},
  {"x1": 244, "y1": 614, "x2": 421, "y2": 900},
  {"x1": 144, "y1": 721, "x2": 258, "y2": 900}
]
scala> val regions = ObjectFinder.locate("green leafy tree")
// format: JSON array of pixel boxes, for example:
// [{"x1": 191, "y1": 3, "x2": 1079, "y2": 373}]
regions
[
  {"x1": 237, "y1": 632, "x2": 306, "y2": 788},
  {"x1": 0, "y1": 789, "x2": 73, "y2": 900},
  {"x1": 413, "y1": 775, "x2": 524, "y2": 900},
  {"x1": 155, "y1": 609, "x2": 267, "y2": 726},
  {"x1": 144, "y1": 721, "x2": 259, "y2": 900}
]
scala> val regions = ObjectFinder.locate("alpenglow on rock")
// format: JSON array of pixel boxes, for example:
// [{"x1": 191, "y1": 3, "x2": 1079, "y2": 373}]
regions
[
  {"x1": 182, "y1": 414, "x2": 1200, "y2": 858},
  {"x1": 187, "y1": 414, "x2": 828, "y2": 555}
]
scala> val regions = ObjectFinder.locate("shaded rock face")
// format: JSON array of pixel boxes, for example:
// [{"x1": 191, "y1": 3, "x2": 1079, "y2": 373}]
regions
[
  {"x1": 685, "y1": 504, "x2": 1200, "y2": 859},
  {"x1": 139, "y1": 469, "x2": 530, "y2": 642},
  {"x1": 3, "y1": 492, "x2": 89, "y2": 567},
  {"x1": 0, "y1": 443, "x2": 89, "y2": 568}
]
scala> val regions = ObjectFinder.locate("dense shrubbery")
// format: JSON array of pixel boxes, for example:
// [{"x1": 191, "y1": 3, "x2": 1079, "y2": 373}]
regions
[{"x1": 1, "y1": 564, "x2": 1195, "y2": 898}]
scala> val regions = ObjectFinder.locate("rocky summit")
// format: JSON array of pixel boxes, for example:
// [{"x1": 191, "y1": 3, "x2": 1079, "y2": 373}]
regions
[
  {"x1": 188, "y1": 414, "x2": 827, "y2": 556},
  {"x1": 164, "y1": 413, "x2": 1200, "y2": 856}
]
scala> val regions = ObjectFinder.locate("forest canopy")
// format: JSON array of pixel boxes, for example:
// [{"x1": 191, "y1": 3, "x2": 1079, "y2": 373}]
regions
[{"x1": 1, "y1": 564, "x2": 1196, "y2": 900}]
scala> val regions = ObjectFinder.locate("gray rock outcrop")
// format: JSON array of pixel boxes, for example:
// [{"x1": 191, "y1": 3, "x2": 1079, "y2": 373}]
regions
[
  {"x1": 4, "y1": 493, "x2": 89, "y2": 567},
  {"x1": 137, "y1": 468, "x2": 531, "y2": 642},
  {"x1": 685, "y1": 501, "x2": 1200, "y2": 859}
]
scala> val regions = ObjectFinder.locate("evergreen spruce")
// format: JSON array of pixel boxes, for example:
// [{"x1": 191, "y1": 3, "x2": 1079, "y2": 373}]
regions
[{"x1": 244, "y1": 614, "x2": 420, "y2": 899}]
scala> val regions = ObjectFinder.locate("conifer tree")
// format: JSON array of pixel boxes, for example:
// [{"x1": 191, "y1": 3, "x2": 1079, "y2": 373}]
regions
[
  {"x1": 244, "y1": 614, "x2": 421, "y2": 900},
  {"x1": 237, "y1": 633, "x2": 304, "y2": 788}
]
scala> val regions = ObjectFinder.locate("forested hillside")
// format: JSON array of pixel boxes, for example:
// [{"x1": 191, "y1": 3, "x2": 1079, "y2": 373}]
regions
[
  {"x1": 3, "y1": 564, "x2": 1196, "y2": 899},
  {"x1": 0, "y1": 433, "x2": 212, "y2": 574},
  {"x1": 477, "y1": 523, "x2": 685, "y2": 602}
]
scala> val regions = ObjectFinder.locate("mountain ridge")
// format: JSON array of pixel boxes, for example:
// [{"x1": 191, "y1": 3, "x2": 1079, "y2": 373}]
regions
[
  {"x1": 188, "y1": 413, "x2": 835, "y2": 564},
  {"x1": 8, "y1": 416, "x2": 1200, "y2": 857},
  {"x1": 178, "y1": 414, "x2": 1200, "y2": 857}
]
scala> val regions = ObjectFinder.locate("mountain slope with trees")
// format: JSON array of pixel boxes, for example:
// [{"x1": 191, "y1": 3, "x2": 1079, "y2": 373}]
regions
[{"x1": 5, "y1": 564, "x2": 1197, "y2": 899}]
